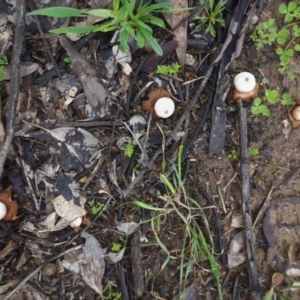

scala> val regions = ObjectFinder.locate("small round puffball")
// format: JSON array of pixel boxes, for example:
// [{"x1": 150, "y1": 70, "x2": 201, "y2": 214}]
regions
[
  {"x1": 0, "y1": 202, "x2": 7, "y2": 220},
  {"x1": 69, "y1": 216, "x2": 82, "y2": 228},
  {"x1": 154, "y1": 97, "x2": 175, "y2": 118},
  {"x1": 234, "y1": 72, "x2": 256, "y2": 93},
  {"x1": 292, "y1": 106, "x2": 300, "y2": 120}
]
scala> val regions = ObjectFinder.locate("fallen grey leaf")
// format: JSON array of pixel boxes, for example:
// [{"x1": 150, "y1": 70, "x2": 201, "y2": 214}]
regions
[
  {"x1": 227, "y1": 231, "x2": 246, "y2": 268},
  {"x1": 81, "y1": 232, "x2": 105, "y2": 296},
  {"x1": 116, "y1": 221, "x2": 139, "y2": 235},
  {"x1": 106, "y1": 247, "x2": 125, "y2": 264}
]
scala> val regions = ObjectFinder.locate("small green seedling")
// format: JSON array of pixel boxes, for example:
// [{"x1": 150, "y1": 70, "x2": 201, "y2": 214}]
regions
[
  {"x1": 111, "y1": 242, "x2": 122, "y2": 252},
  {"x1": 124, "y1": 142, "x2": 134, "y2": 158},
  {"x1": 251, "y1": 97, "x2": 271, "y2": 117},
  {"x1": 157, "y1": 62, "x2": 181, "y2": 75},
  {"x1": 227, "y1": 149, "x2": 239, "y2": 160},
  {"x1": 265, "y1": 89, "x2": 278, "y2": 104},
  {"x1": 88, "y1": 200, "x2": 104, "y2": 215},
  {"x1": 281, "y1": 92, "x2": 293, "y2": 105},
  {"x1": 193, "y1": 0, "x2": 227, "y2": 37},
  {"x1": 0, "y1": 53, "x2": 8, "y2": 81},
  {"x1": 27, "y1": 0, "x2": 170, "y2": 55},
  {"x1": 248, "y1": 147, "x2": 259, "y2": 157},
  {"x1": 251, "y1": 18, "x2": 277, "y2": 49},
  {"x1": 252, "y1": 1, "x2": 300, "y2": 76},
  {"x1": 228, "y1": 147, "x2": 259, "y2": 160}
]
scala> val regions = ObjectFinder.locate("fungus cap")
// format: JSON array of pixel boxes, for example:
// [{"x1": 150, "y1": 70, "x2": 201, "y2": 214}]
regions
[
  {"x1": 154, "y1": 97, "x2": 175, "y2": 118},
  {"x1": 234, "y1": 72, "x2": 256, "y2": 93}
]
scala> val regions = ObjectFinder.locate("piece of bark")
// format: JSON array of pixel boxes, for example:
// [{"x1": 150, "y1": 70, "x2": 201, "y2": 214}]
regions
[
  {"x1": 209, "y1": 67, "x2": 230, "y2": 155},
  {"x1": 59, "y1": 35, "x2": 114, "y2": 117},
  {"x1": 238, "y1": 100, "x2": 262, "y2": 300},
  {"x1": 0, "y1": 0, "x2": 25, "y2": 178},
  {"x1": 130, "y1": 231, "x2": 144, "y2": 299}
]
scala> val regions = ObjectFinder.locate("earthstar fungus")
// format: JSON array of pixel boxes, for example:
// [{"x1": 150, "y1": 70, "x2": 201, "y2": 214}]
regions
[
  {"x1": 0, "y1": 187, "x2": 18, "y2": 221},
  {"x1": 232, "y1": 72, "x2": 259, "y2": 101},
  {"x1": 142, "y1": 87, "x2": 175, "y2": 118}
]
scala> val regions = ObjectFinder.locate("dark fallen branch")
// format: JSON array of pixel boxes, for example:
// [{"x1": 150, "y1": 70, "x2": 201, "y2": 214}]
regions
[
  {"x1": 0, "y1": 1, "x2": 26, "y2": 178},
  {"x1": 238, "y1": 100, "x2": 261, "y2": 300}
]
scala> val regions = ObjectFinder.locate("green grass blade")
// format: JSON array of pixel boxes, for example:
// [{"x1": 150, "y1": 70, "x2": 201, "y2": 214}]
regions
[
  {"x1": 140, "y1": 15, "x2": 166, "y2": 28},
  {"x1": 85, "y1": 9, "x2": 114, "y2": 18},
  {"x1": 50, "y1": 25, "x2": 98, "y2": 34},
  {"x1": 160, "y1": 174, "x2": 175, "y2": 194},
  {"x1": 27, "y1": 7, "x2": 84, "y2": 18},
  {"x1": 136, "y1": 2, "x2": 170, "y2": 18}
]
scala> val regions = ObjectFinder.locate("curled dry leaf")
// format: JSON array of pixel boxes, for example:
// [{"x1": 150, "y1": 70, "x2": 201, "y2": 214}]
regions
[
  {"x1": 52, "y1": 194, "x2": 86, "y2": 221},
  {"x1": 227, "y1": 231, "x2": 246, "y2": 268},
  {"x1": 158, "y1": 0, "x2": 188, "y2": 67},
  {"x1": 81, "y1": 232, "x2": 105, "y2": 296}
]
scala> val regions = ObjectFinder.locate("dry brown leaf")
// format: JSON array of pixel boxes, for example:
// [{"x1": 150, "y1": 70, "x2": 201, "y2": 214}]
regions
[
  {"x1": 227, "y1": 231, "x2": 246, "y2": 268},
  {"x1": 158, "y1": 0, "x2": 188, "y2": 67},
  {"x1": 52, "y1": 194, "x2": 86, "y2": 221},
  {"x1": 81, "y1": 232, "x2": 105, "y2": 296}
]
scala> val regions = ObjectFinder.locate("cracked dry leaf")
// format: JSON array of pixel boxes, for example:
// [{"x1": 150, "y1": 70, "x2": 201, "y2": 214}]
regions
[
  {"x1": 157, "y1": 0, "x2": 188, "y2": 67},
  {"x1": 227, "y1": 231, "x2": 246, "y2": 268},
  {"x1": 53, "y1": 195, "x2": 86, "y2": 221},
  {"x1": 81, "y1": 232, "x2": 105, "y2": 296}
]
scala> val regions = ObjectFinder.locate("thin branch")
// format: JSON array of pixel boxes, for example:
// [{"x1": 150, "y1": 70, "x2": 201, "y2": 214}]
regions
[
  {"x1": 238, "y1": 100, "x2": 262, "y2": 300},
  {"x1": 0, "y1": 1, "x2": 26, "y2": 178}
]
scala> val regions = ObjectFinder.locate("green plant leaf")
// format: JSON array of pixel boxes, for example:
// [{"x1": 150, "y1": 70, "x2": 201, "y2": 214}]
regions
[
  {"x1": 279, "y1": 3, "x2": 287, "y2": 14},
  {"x1": 92, "y1": 20, "x2": 118, "y2": 32},
  {"x1": 265, "y1": 89, "x2": 278, "y2": 104},
  {"x1": 278, "y1": 28, "x2": 289, "y2": 37},
  {"x1": 50, "y1": 25, "x2": 98, "y2": 34},
  {"x1": 285, "y1": 13, "x2": 294, "y2": 22},
  {"x1": 281, "y1": 93, "x2": 292, "y2": 105},
  {"x1": 277, "y1": 36, "x2": 286, "y2": 45},
  {"x1": 251, "y1": 106, "x2": 259, "y2": 115},
  {"x1": 268, "y1": 18, "x2": 275, "y2": 26},
  {"x1": 276, "y1": 47, "x2": 283, "y2": 55},
  {"x1": 86, "y1": 9, "x2": 114, "y2": 18},
  {"x1": 119, "y1": 30, "x2": 130, "y2": 52},
  {"x1": 258, "y1": 105, "x2": 271, "y2": 117},
  {"x1": 295, "y1": 44, "x2": 300, "y2": 51},
  {"x1": 111, "y1": 242, "x2": 122, "y2": 252},
  {"x1": 288, "y1": 1, "x2": 297, "y2": 12},
  {"x1": 263, "y1": 287, "x2": 274, "y2": 300},
  {"x1": 140, "y1": 15, "x2": 165, "y2": 28},
  {"x1": 136, "y1": 20, "x2": 153, "y2": 32},
  {"x1": 27, "y1": 7, "x2": 84, "y2": 18},
  {"x1": 148, "y1": 36, "x2": 163, "y2": 56},
  {"x1": 124, "y1": 142, "x2": 134, "y2": 157},
  {"x1": 253, "y1": 97, "x2": 262, "y2": 106},
  {"x1": 136, "y1": 2, "x2": 170, "y2": 19},
  {"x1": 136, "y1": 28, "x2": 145, "y2": 48},
  {"x1": 113, "y1": 0, "x2": 120, "y2": 16},
  {"x1": 120, "y1": 21, "x2": 136, "y2": 38},
  {"x1": 280, "y1": 54, "x2": 289, "y2": 63},
  {"x1": 285, "y1": 48, "x2": 294, "y2": 56}
]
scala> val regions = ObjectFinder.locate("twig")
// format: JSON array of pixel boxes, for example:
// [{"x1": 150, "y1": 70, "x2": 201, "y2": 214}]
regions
[
  {"x1": 0, "y1": 1, "x2": 26, "y2": 178},
  {"x1": 4, "y1": 245, "x2": 83, "y2": 300},
  {"x1": 253, "y1": 185, "x2": 274, "y2": 228},
  {"x1": 237, "y1": 100, "x2": 261, "y2": 300}
]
